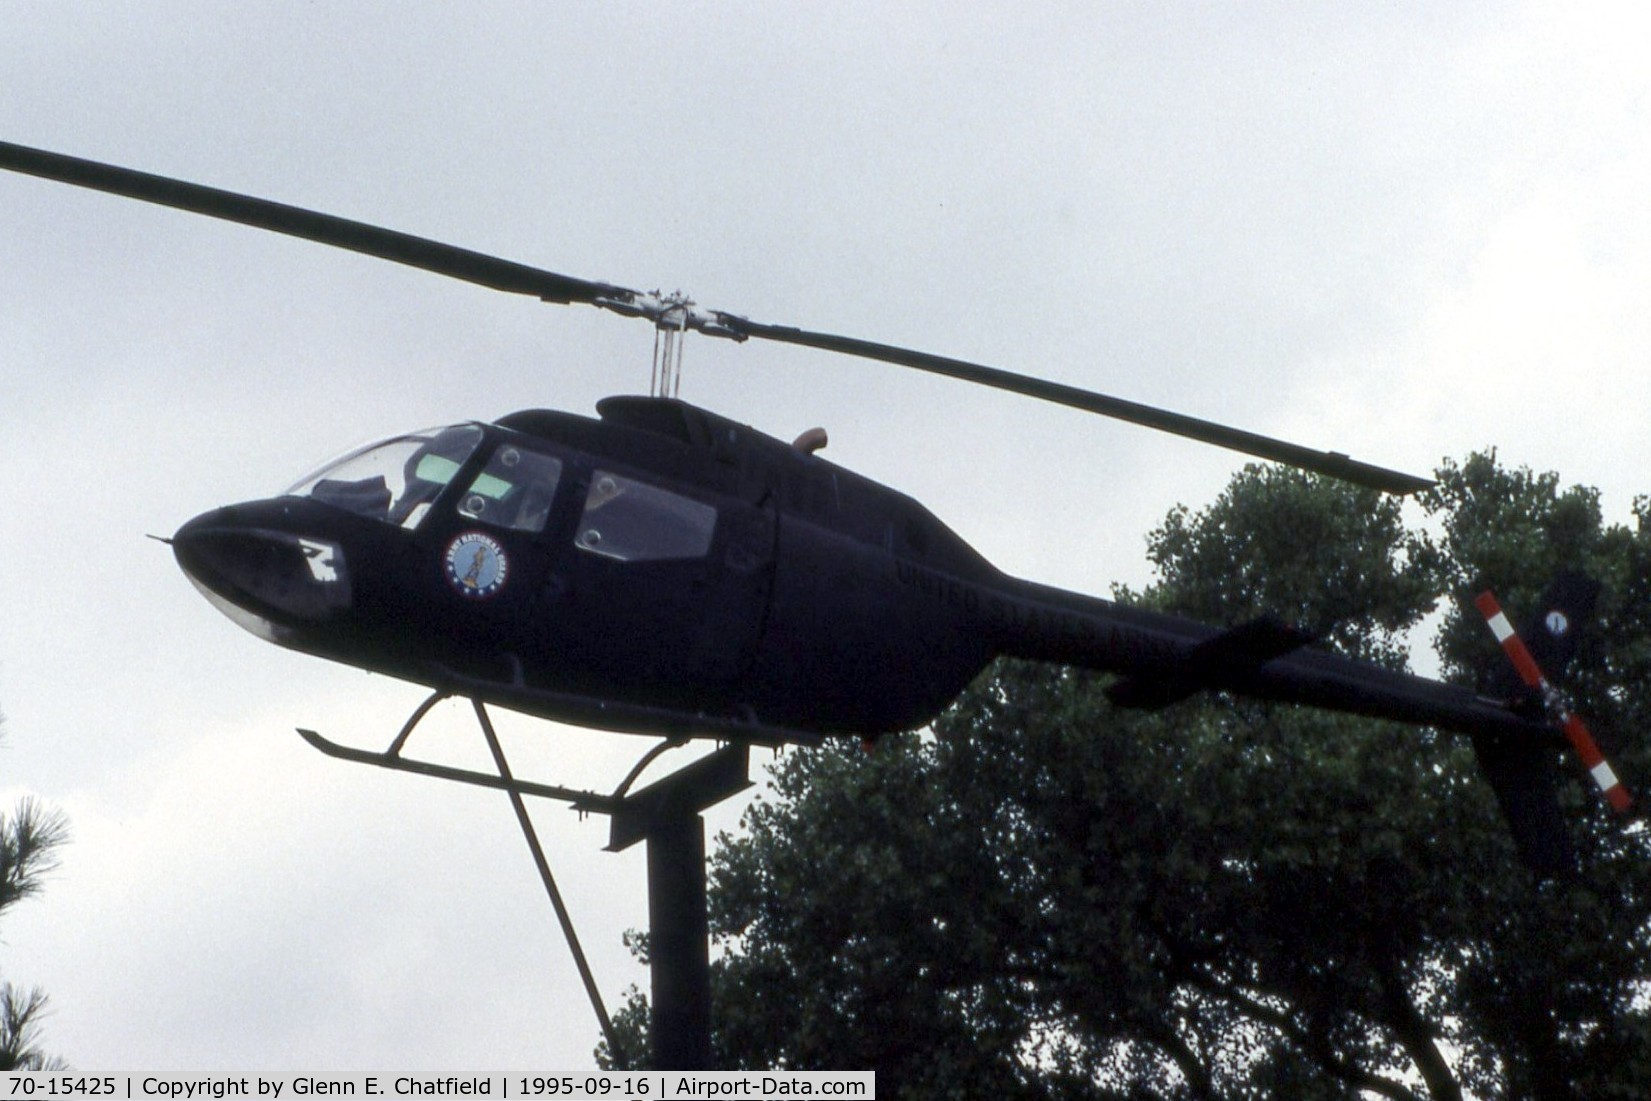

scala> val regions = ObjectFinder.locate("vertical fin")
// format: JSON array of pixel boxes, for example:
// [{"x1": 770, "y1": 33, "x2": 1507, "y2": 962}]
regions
[{"x1": 1470, "y1": 732, "x2": 1573, "y2": 874}]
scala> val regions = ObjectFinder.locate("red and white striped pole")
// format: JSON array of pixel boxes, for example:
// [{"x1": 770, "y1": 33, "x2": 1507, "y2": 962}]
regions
[{"x1": 1476, "y1": 590, "x2": 1632, "y2": 813}]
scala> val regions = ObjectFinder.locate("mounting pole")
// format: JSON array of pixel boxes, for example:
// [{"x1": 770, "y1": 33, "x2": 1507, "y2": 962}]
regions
[
  {"x1": 606, "y1": 742, "x2": 752, "y2": 1069},
  {"x1": 646, "y1": 801, "x2": 712, "y2": 1069}
]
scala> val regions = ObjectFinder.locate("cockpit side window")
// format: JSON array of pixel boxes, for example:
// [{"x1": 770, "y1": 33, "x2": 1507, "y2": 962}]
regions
[
  {"x1": 575, "y1": 471, "x2": 716, "y2": 562},
  {"x1": 289, "y1": 424, "x2": 484, "y2": 530},
  {"x1": 456, "y1": 445, "x2": 564, "y2": 533}
]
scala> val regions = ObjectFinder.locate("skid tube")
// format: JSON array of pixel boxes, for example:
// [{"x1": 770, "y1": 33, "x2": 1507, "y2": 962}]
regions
[{"x1": 299, "y1": 688, "x2": 756, "y2": 1070}]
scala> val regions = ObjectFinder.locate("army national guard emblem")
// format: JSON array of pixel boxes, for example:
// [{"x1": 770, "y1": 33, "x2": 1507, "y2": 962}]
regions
[{"x1": 445, "y1": 531, "x2": 508, "y2": 599}]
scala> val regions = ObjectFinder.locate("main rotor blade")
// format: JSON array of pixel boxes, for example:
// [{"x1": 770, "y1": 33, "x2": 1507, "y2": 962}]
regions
[
  {"x1": 0, "y1": 140, "x2": 629, "y2": 305},
  {"x1": 2, "y1": 139, "x2": 1434, "y2": 494},
  {"x1": 727, "y1": 319, "x2": 1435, "y2": 495}
]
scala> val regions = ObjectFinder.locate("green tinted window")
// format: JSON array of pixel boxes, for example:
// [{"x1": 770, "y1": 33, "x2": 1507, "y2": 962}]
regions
[{"x1": 457, "y1": 445, "x2": 564, "y2": 532}]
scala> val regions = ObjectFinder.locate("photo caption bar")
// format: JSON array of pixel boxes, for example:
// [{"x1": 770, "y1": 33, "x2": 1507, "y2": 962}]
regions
[{"x1": 2, "y1": 1075, "x2": 874, "y2": 1101}]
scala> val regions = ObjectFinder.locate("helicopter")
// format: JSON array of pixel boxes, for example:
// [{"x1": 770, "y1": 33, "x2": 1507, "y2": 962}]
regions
[{"x1": 0, "y1": 139, "x2": 1629, "y2": 871}]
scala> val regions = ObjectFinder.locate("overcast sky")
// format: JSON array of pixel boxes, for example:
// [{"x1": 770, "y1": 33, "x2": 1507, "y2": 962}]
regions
[{"x1": 3, "y1": 0, "x2": 1649, "y2": 1072}]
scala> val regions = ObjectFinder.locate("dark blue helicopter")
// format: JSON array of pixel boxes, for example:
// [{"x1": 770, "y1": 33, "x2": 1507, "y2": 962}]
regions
[{"x1": 1, "y1": 140, "x2": 1627, "y2": 871}]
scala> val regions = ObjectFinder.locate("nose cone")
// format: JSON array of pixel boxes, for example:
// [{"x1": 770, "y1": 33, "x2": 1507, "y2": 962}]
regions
[{"x1": 173, "y1": 505, "x2": 353, "y2": 642}]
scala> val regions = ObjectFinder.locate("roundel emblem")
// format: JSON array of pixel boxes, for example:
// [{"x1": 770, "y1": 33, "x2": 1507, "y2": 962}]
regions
[{"x1": 444, "y1": 531, "x2": 509, "y2": 599}]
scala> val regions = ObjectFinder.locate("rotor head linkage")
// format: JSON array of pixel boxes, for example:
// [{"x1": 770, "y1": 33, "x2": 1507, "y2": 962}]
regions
[{"x1": 593, "y1": 289, "x2": 748, "y2": 342}]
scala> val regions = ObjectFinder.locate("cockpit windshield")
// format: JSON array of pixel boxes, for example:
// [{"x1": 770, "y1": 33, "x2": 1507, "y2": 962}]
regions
[{"x1": 287, "y1": 424, "x2": 484, "y2": 529}]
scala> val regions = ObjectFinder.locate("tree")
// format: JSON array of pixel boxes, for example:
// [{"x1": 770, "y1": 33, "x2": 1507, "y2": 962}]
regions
[
  {"x1": 1, "y1": 720, "x2": 69, "y2": 1071},
  {"x1": 603, "y1": 453, "x2": 1651, "y2": 1098}
]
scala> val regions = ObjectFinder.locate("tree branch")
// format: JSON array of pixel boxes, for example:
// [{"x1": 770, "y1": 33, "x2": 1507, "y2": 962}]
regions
[{"x1": 1183, "y1": 971, "x2": 1423, "y2": 1101}]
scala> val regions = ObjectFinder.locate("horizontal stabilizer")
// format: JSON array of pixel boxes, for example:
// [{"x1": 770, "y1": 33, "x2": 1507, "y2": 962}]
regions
[{"x1": 1106, "y1": 616, "x2": 1312, "y2": 709}]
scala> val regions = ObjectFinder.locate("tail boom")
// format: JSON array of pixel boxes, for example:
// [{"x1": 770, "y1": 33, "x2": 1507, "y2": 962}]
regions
[{"x1": 989, "y1": 577, "x2": 1558, "y2": 744}]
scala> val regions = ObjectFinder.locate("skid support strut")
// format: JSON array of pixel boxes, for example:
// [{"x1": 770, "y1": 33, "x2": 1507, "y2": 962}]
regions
[
  {"x1": 472, "y1": 699, "x2": 621, "y2": 1060},
  {"x1": 299, "y1": 689, "x2": 754, "y2": 1070}
]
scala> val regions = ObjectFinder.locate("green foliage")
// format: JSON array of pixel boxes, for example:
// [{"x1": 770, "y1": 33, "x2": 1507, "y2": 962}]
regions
[
  {"x1": 605, "y1": 453, "x2": 1651, "y2": 1098},
  {"x1": 0, "y1": 986, "x2": 60, "y2": 1072},
  {"x1": 1139, "y1": 465, "x2": 1441, "y2": 668},
  {"x1": 0, "y1": 741, "x2": 69, "y2": 1071},
  {"x1": 1, "y1": 796, "x2": 67, "y2": 915}
]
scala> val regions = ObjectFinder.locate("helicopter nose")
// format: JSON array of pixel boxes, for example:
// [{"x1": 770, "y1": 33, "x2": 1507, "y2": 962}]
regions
[{"x1": 172, "y1": 509, "x2": 353, "y2": 636}]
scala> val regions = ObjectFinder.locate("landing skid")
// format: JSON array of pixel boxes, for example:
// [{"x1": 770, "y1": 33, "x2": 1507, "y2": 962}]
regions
[
  {"x1": 298, "y1": 687, "x2": 757, "y2": 1070},
  {"x1": 298, "y1": 698, "x2": 648, "y2": 818}
]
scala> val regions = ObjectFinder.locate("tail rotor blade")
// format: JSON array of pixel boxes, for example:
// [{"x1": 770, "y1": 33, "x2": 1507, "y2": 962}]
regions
[{"x1": 1477, "y1": 588, "x2": 1633, "y2": 813}]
